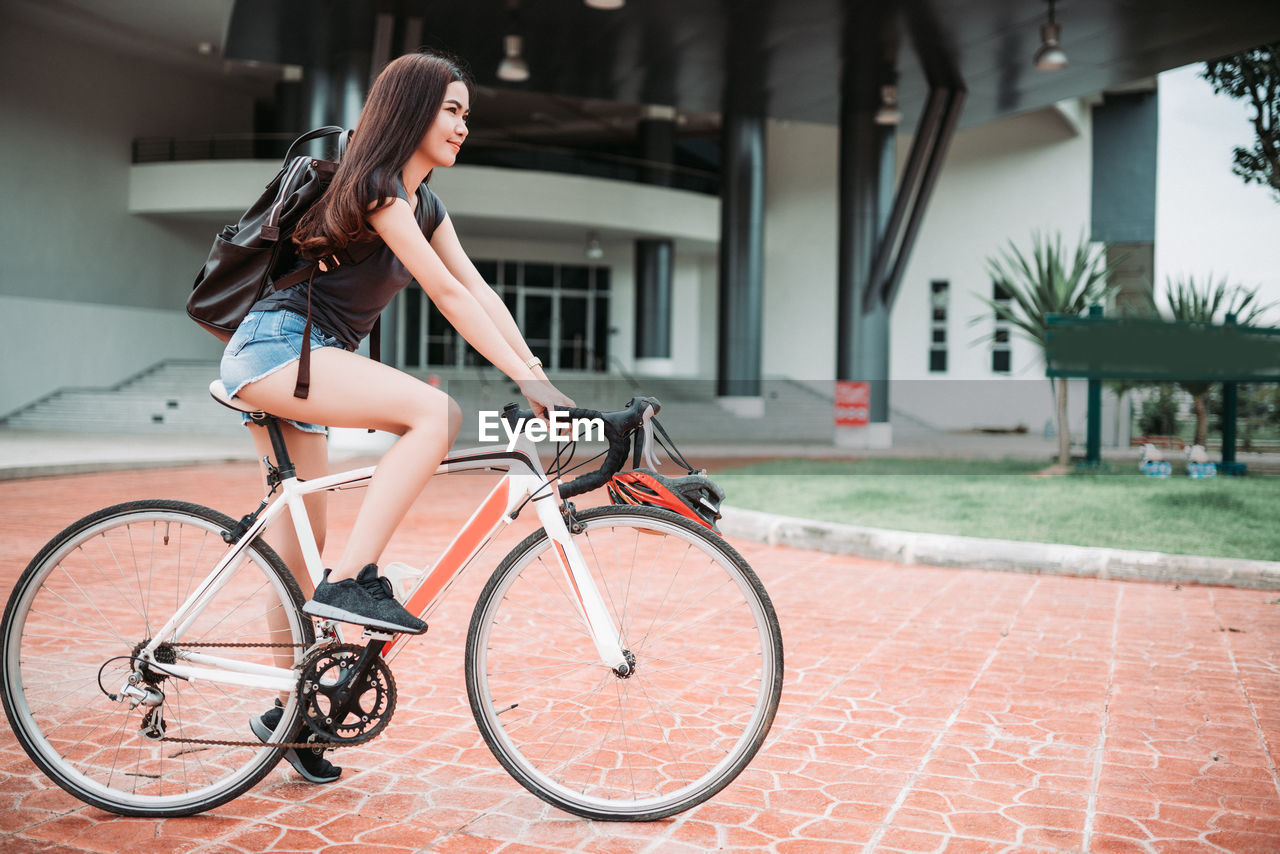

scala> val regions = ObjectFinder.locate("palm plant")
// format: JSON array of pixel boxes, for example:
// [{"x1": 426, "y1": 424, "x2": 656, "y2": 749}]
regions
[
  {"x1": 976, "y1": 231, "x2": 1116, "y2": 466},
  {"x1": 1161, "y1": 274, "x2": 1275, "y2": 446}
]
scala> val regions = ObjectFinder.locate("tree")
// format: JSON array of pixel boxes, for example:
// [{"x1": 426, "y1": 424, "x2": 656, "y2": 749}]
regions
[
  {"x1": 1201, "y1": 43, "x2": 1280, "y2": 202},
  {"x1": 1161, "y1": 274, "x2": 1274, "y2": 446},
  {"x1": 977, "y1": 232, "x2": 1116, "y2": 466}
]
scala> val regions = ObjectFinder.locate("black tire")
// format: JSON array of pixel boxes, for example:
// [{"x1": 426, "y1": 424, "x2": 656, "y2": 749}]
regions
[
  {"x1": 1, "y1": 500, "x2": 315, "y2": 816},
  {"x1": 465, "y1": 505, "x2": 783, "y2": 820}
]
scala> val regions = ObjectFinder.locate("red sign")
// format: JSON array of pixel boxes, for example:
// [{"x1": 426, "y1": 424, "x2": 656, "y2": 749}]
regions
[{"x1": 834, "y1": 381, "x2": 869, "y2": 427}]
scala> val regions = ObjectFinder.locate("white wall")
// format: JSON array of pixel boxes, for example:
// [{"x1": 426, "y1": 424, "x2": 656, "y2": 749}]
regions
[
  {"x1": 0, "y1": 16, "x2": 263, "y2": 309},
  {"x1": 746, "y1": 106, "x2": 1096, "y2": 432},
  {"x1": 432, "y1": 167, "x2": 720, "y2": 244},
  {"x1": 0, "y1": 15, "x2": 262, "y2": 414},
  {"x1": 762, "y1": 120, "x2": 840, "y2": 383},
  {"x1": 890, "y1": 102, "x2": 1097, "y2": 431},
  {"x1": 0, "y1": 296, "x2": 224, "y2": 415}
]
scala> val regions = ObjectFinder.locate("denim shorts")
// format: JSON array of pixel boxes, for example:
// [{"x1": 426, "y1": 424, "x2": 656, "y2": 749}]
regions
[{"x1": 220, "y1": 309, "x2": 346, "y2": 434}]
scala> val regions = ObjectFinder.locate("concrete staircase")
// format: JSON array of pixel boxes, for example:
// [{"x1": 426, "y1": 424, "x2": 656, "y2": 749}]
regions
[
  {"x1": 1, "y1": 361, "x2": 242, "y2": 436},
  {"x1": 1, "y1": 361, "x2": 839, "y2": 444}
]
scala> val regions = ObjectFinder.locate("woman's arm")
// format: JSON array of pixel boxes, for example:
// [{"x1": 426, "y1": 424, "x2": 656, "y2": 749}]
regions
[
  {"x1": 430, "y1": 215, "x2": 551, "y2": 381},
  {"x1": 369, "y1": 200, "x2": 534, "y2": 383}
]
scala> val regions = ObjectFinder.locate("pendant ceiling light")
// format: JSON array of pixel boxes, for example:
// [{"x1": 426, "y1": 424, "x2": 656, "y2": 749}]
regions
[
  {"x1": 497, "y1": 33, "x2": 530, "y2": 82},
  {"x1": 584, "y1": 231, "x2": 605, "y2": 260},
  {"x1": 1033, "y1": 0, "x2": 1068, "y2": 71},
  {"x1": 875, "y1": 84, "x2": 901, "y2": 126},
  {"x1": 585, "y1": 0, "x2": 625, "y2": 9}
]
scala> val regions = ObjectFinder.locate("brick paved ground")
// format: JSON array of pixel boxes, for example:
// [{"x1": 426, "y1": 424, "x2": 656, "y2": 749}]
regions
[{"x1": 1, "y1": 461, "x2": 1278, "y2": 853}]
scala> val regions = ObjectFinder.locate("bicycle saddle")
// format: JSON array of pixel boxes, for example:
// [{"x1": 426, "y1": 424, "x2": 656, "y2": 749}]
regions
[{"x1": 209, "y1": 380, "x2": 265, "y2": 416}]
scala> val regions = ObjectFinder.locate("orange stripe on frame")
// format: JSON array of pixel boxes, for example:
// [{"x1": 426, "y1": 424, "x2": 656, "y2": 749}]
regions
[{"x1": 401, "y1": 478, "x2": 511, "y2": 616}]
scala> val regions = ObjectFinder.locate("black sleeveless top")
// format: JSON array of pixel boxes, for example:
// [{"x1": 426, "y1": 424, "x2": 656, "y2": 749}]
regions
[{"x1": 253, "y1": 180, "x2": 447, "y2": 348}]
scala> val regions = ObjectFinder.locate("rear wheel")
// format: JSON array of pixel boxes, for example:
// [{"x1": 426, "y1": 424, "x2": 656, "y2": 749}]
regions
[
  {"x1": 466, "y1": 505, "x2": 783, "y2": 820},
  {"x1": 0, "y1": 500, "x2": 314, "y2": 816}
]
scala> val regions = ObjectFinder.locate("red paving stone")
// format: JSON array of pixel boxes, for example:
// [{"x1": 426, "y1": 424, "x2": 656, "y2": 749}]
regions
[{"x1": 1, "y1": 460, "x2": 1278, "y2": 853}]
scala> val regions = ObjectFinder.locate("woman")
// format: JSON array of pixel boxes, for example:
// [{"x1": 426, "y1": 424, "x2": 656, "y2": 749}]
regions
[{"x1": 220, "y1": 52, "x2": 573, "y2": 782}]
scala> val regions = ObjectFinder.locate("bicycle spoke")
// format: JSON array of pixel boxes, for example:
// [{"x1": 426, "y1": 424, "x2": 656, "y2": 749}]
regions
[
  {"x1": 468, "y1": 507, "x2": 781, "y2": 820},
  {"x1": 4, "y1": 502, "x2": 314, "y2": 816}
]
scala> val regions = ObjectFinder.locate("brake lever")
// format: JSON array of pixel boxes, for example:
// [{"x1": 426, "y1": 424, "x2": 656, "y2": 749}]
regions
[{"x1": 638, "y1": 406, "x2": 662, "y2": 470}]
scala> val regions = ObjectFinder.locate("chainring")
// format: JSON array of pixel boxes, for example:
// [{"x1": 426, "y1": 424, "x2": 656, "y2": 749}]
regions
[{"x1": 297, "y1": 643, "x2": 396, "y2": 745}]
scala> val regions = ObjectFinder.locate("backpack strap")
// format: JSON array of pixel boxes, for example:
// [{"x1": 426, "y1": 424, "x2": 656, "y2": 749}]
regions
[
  {"x1": 293, "y1": 267, "x2": 318, "y2": 399},
  {"x1": 273, "y1": 260, "x2": 320, "y2": 292},
  {"x1": 282, "y1": 125, "x2": 345, "y2": 163},
  {"x1": 286, "y1": 240, "x2": 386, "y2": 400}
]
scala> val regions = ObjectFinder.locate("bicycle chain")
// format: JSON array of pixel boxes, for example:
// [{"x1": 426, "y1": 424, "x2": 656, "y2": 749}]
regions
[
  {"x1": 175, "y1": 641, "x2": 313, "y2": 648},
  {"x1": 155, "y1": 640, "x2": 373, "y2": 750}
]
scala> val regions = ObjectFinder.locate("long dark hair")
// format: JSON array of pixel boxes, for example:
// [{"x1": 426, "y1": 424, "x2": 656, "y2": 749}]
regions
[{"x1": 293, "y1": 52, "x2": 472, "y2": 257}]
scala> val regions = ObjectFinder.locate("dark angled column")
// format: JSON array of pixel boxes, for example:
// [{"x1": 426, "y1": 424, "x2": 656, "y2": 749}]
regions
[{"x1": 835, "y1": 7, "x2": 895, "y2": 447}]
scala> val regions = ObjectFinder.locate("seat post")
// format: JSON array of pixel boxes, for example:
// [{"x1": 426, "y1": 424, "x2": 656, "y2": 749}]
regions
[{"x1": 254, "y1": 414, "x2": 297, "y2": 480}]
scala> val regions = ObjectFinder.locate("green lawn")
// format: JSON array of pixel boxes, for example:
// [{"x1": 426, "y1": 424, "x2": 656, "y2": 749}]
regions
[{"x1": 711, "y1": 458, "x2": 1280, "y2": 561}]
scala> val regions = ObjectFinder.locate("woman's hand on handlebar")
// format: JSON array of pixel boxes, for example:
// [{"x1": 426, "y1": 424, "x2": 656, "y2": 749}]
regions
[{"x1": 516, "y1": 377, "x2": 576, "y2": 420}]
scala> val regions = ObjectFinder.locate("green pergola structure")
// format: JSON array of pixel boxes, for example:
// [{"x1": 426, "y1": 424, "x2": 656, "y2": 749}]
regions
[{"x1": 1045, "y1": 308, "x2": 1280, "y2": 471}]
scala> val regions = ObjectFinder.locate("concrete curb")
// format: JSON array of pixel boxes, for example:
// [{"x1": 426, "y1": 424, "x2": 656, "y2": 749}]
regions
[{"x1": 720, "y1": 505, "x2": 1280, "y2": 590}]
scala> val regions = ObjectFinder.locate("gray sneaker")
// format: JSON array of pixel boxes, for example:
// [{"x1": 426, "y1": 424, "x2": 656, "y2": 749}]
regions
[
  {"x1": 250, "y1": 699, "x2": 342, "y2": 784},
  {"x1": 303, "y1": 564, "x2": 428, "y2": 634}
]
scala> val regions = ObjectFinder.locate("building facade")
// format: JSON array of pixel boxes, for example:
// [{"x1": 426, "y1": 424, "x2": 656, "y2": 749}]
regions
[{"x1": 1, "y1": 10, "x2": 1161, "y2": 444}]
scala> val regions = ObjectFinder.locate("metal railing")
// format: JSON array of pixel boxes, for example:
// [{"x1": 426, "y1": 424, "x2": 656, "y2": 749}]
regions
[{"x1": 132, "y1": 133, "x2": 720, "y2": 196}]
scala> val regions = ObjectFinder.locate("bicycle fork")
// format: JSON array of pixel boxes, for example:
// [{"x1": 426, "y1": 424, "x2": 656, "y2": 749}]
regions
[{"x1": 528, "y1": 486, "x2": 631, "y2": 676}]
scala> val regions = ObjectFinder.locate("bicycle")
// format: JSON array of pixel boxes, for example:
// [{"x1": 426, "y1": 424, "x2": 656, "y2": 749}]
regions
[{"x1": 1, "y1": 386, "x2": 783, "y2": 821}]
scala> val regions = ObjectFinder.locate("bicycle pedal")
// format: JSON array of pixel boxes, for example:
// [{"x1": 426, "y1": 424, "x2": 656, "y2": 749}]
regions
[{"x1": 360, "y1": 628, "x2": 398, "y2": 642}]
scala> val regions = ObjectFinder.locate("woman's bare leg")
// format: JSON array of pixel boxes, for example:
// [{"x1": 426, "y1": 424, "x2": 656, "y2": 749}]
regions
[
  {"x1": 235, "y1": 348, "x2": 461, "y2": 583},
  {"x1": 247, "y1": 423, "x2": 328, "y2": 671},
  {"x1": 248, "y1": 422, "x2": 329, "y2": 591}
]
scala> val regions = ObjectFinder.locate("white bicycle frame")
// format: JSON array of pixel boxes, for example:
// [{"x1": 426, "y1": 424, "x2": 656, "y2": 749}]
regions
[{"x1": 133, "y1": 432, "x2": 628, "y2": 696}]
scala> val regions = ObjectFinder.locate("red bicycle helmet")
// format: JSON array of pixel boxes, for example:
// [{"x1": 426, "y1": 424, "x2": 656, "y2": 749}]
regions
[{"x1": 606, "y1": 468, "x2": 725, "y2": 533}]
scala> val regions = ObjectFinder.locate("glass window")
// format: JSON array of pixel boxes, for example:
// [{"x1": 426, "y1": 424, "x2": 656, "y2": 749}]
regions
[
  {"x1": 594, "y1": 294, "x2": 610, "y2": 369},
  {"x1": 427, "y1": 300, "x2": 448, "y2": 336},
  {"x1": 559, "y1": 296, "x2": 589, "y2": 370},
  {"x1": 525, "y1": 294, "x2": 552, "y2": 340},
  {"x1": 932, "y1": 328, "x2": 946, "y2": 344},
  {"x1": 524, "y1": 263, "x2": 554, "y2": 290},
  {"x1": 992, "y1": 350, "x2": 1011, "y2": 373},
  {"x1": 560, "y1": 265, "x2": 590, "y2": 291},
  {"x1": 403, "y1": 287, "x2": 421, "y2": 368},
  {"x1": 427, "y1": 339, "x2": 448, "y2": 366},
  {"x1": 407, "y1": 259, "x2": 610, "y2": 373},
  {"x1": 474, "y1": 259, "x2": 497, "y2": 285},
  {"x1": 929, "y1": 350, "x2": 947, "y2": 372},
  {"x1": 994, "y1": 328, "x2": 1010, "y2": 344}
]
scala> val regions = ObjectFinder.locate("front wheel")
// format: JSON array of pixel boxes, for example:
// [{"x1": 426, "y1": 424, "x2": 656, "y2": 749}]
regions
[
  {"x1": 0, "y1": 500, "x2": 315, "y2": 816},
  {"x1": 465, "y1": 505, "x2": 783, "y2": 820}
]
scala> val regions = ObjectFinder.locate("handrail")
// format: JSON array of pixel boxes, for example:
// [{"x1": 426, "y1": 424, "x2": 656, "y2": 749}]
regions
[{"x1": 131, "y1": 133, "x2": 720, "y2": 196}]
